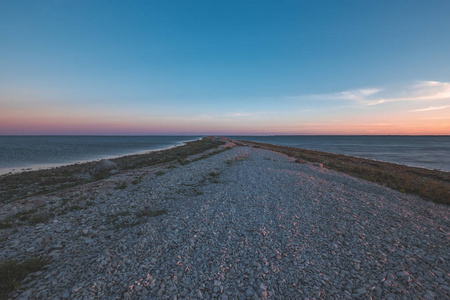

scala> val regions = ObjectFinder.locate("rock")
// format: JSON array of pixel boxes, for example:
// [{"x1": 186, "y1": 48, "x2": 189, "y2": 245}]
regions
[
  {"x1": 260, "y1": 283, "x2": 268, "y2": 299},
  {"x1": 4, "y1": 145, "x2": 450, "y2": 300},
  {"x1": 53, "y1": 243, "x2": 63, "y2": 249},
  {"x1": 424, "y1": 290, "x2": 435, "y2": 300},
  {"x1": 356, "y1": 287, "x2": 366, "y2": 294},
  {"x1": 295, "y1": 159, "x2": 306, "y2": 163},
  {"x1": 374, "y1": 287, "x2": 382, "y2": 297},
  {"x1": 94, "y1": 159, "x2": 118, "y2": 173}
]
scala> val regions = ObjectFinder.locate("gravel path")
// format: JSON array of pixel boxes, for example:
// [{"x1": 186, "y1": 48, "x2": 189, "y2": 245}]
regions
[{"x1": 1, "y1": 146, "x2": 449, "y2": 299}]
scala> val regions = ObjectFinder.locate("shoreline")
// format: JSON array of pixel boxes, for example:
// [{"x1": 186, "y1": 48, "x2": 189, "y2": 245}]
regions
[
  {"x1": 2, "y1": 135, "x2": 449, "y2": 175},
  {"x1": 227, "y1": 135, "x2": 450, "y2": 172},
  {"x1": 0, "y1": 137, "x2": 227, "y2": 204},
  {"x1": 235, "y1": 139, "x2": 449, "y2": 204},
  {"x1": 1, "y1": 137, "x2": 448, "y2": 204},
  {"x1": 1, "y1": 138, "x2": 448, "y2": 299},
  {"x1": 0, "y1": 137, "x2": 202, "y2": 176}
]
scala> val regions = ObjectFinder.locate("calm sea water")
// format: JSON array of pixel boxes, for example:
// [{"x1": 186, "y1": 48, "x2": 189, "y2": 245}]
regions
[
  {"x1": 0, "y1": 136, "x2": 200, "y2": 175},
  {"x1": 1, "y1": 135, "x2": 449, "y2": 175},
  {"x1": 230, "y1": 136, "x2": 450, "y2": 172}
]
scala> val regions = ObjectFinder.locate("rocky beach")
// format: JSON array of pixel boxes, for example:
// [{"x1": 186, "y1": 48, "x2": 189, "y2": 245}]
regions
[{"x1": 0, "y1": 138, "x2": 449, "y2": 299}]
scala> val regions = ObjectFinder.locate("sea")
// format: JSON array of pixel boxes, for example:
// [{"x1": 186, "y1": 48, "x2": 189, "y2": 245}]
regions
[
  {"x1": 0, "y1": 136, "x2": 200, "y2": 175},
  {"x1": 230, "y1": 135, "x2": 450, "y2": 172},
  {"x1": 0, "y1": 135, "x2": 449, "y2": 175}
]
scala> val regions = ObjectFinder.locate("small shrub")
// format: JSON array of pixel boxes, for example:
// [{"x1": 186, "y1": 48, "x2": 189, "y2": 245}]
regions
[
  {"x1": 60, "y1": 198, "x2": 70, "y2": 207},
  {"x1": 114, "y1": 182, "x2": 127, "y2": 190},
  {"x1": 13, "y1": 209, "x2": 37, "y2": 221},
  {"x1": 136, "y1": 209, "x2": 168, "y2": 218},
  {"x1": 69, "y1": 205, "x2": 85, "y2": 211},
  {"x1": 0, "y1": 221, "x2": 12, "y2": 229},
  {"x1": 28, "y1": 213, "x2": 54, "y2": 225},
  {"x1": 104, "y1": 211, "x2": 132, "y2": 227},
  {"x1": 0, "y1": 257, "x2": 49, "y2": 298},
  {"x1": 155, "y1": 171, "x2": 165, "y2": 176}
]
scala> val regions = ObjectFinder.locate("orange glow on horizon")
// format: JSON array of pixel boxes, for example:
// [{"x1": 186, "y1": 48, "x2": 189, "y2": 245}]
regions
[{"x1": 1, "y1": 110, "x2": 448, "y2": 135}]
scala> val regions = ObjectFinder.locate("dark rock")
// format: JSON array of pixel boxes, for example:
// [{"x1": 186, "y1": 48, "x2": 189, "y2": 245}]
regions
[{"x1": 94, "y1": 159, "x2": 118, "y2": 173}]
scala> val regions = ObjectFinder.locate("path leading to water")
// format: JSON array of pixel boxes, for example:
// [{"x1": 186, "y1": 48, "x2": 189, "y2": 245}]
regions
[{"x1": 1, "y1": 146, "x2": 449, "y2": 299}]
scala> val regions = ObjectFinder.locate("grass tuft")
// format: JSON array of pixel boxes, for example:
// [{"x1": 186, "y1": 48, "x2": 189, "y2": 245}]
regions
[
  {"x1": 113, "y1": 182, "x2": 127, "y2": 190},
  {"x1": 238, "y1": 140, "x2": 450, "y2": 204},
  {"x1": 135, "y1": 209, "x2": 167, "y2": 218},
  {"x1": 69, "y1": 205, "x2": 85, "y2": 211},
  {"x1": 0, "y1": 221, "x2": 13, "y2": 229},
  {"x1": 28, "y1": 213, "x2": 54, "y2": 225},
  {"x1": 0, "y1": 257, "x2": 49, "y2": 299},
  {"x1": 0, "y1": 138, "x2": 225, "y2": 203}
]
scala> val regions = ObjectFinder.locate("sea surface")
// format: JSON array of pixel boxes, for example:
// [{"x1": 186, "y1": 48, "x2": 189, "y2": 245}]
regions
[
  {"x1": 230, "y1": 136, "x2": 450, "y2": 172},
  {"x1": 0, "y1": 135, "x2": 449, "y2": 175},
  {"x1": 0, "y1": 136, "x2": 200, "y2": 175}
]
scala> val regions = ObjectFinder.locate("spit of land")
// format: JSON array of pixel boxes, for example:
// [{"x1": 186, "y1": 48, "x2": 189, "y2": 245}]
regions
[{"x1": 0, "y1": 137, "x2": 448, "y2": 299}]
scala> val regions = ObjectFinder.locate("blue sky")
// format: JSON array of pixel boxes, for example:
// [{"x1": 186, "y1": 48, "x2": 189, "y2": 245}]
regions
[{"x1": 1, "y1": 0, "x2": 449, "y2": 134}]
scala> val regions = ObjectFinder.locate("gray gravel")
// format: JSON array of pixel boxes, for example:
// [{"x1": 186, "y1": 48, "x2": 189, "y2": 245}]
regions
[{"x1": 1, "y1": 146, "x2": 449, "y2": 299}]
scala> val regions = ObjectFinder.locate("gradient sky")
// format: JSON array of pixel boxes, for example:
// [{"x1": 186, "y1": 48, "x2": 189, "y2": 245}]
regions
[{"x1": 1, "y1": 0, "x2": 449, "y2": 135}]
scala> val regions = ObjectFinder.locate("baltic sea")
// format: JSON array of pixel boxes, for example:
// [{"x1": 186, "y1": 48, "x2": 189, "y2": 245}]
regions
[
  {"x1": 0, "y1": 136, "x2": 200, "y2": 175},
  {"x1": 230, "y1": 135, "x2": 450, "y2": 172},
  {"x1": 0, "y1": 135, "x2": 449, "y2": 175}
]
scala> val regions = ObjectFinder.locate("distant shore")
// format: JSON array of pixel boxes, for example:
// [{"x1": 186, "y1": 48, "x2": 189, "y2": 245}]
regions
[
  {"x1": 1, "y1": 137, "x2": 448, "y2": 299},
  {"x1": 1, "y1": 137, "x2": 448, "y2": 204}
]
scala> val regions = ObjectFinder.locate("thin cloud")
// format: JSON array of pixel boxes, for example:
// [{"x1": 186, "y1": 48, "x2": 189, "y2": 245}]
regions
[
  {"x1": 376, "y1": 81, "x2": 450, "y2": 104},
  {"x1": 290, "y1": 80, "x2": 450, "y2": 106},
  {"x1": 410, "y1": 105, "x2": 450, "y2": 112},
  {"x1": 230, "y1": 112, "x2": 266, "y2": 117},
  {"x1": 231, "y1": 112, "x2": 255, "y2": 117},
  {"x1": 288, "y1": 88, "x2": 382, "y2": 105}
]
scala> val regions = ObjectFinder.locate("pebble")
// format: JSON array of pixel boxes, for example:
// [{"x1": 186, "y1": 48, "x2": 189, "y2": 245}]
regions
[
  {"x1": 1, "y1": 146, "x2": 448, "y2": 299},
  {"x1": 356, "y1": 287, "x2": 366, "y2": 294}
]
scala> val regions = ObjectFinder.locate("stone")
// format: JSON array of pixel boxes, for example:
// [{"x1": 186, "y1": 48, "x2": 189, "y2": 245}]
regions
[
  {"x1": 3, "y1": 144, "x2": 450, "y2": 300},
  {"x1": 356, "y1": 287, "x2": 366, "y2": 294},
  {"x1": 374, "y1": 287, "x2": 382, "y2": 297},
  {"x1": 94, "y1": 159, "x2": 118, "y2": 173}
]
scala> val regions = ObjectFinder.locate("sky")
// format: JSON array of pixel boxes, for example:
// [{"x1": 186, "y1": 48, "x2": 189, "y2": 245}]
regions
[{"x1": 1, "y1": 0, "x2": 449, "y2": 135}]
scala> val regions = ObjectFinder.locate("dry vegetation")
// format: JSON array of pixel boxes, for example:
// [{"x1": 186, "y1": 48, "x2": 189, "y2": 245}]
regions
[
  {"x1": 0, "y1": 257, "x2": 48, "y2": 299},
  {"x1": 0, "y1": 138, "x2": 225, "y2": 203},
  {"x1": 237, "y1": 140, "x2": 449, "y2": 204}
]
